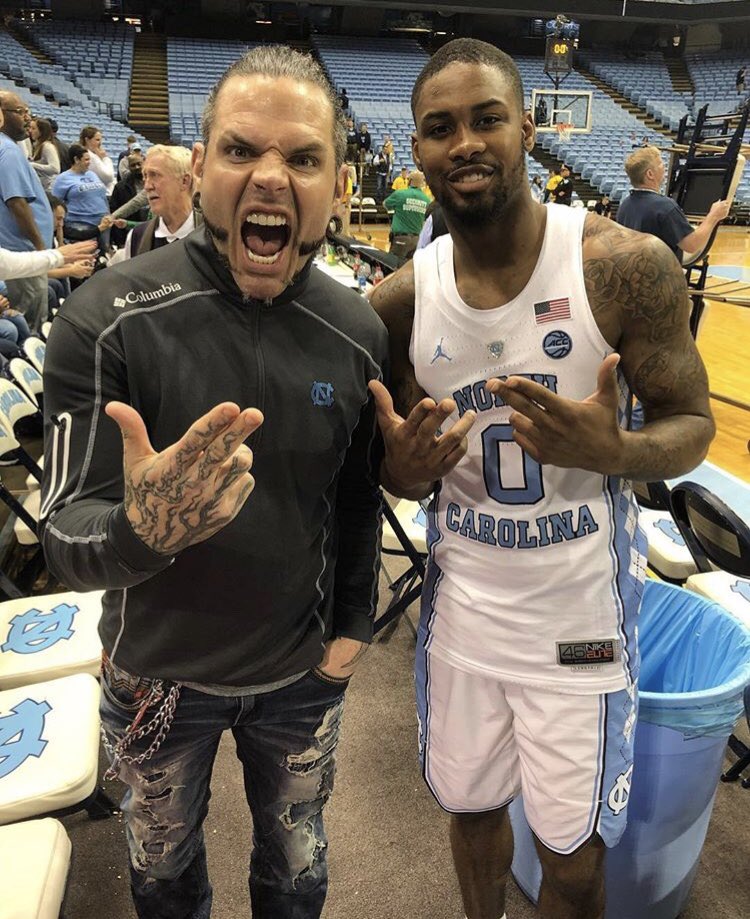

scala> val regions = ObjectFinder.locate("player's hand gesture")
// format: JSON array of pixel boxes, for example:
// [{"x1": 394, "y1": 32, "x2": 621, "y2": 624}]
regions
[
  {"x1": 486, "y1": 353, "x2": 626, "y2": 474},
  {"x1": 368, "y1": 379, "x2": 476, "y2": 494},
  {"x1": 105, "y1": 401, "x2": 263, "y2": 555}
]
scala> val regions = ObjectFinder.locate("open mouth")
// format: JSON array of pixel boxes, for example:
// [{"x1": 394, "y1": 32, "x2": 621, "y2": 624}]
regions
[{"x1": 241, "y1": 212, "x2": 291, "y2": 265}]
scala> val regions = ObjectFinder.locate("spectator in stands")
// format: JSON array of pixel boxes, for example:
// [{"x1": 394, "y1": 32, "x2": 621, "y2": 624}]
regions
[
  {"x1": 595, "y1": 195, "x2": 612, "y2": 218},
  {"x1": 530, "y1": 174, "x2": 544, "y2": 203},
  {"x1": 0, "y1": 91, "x2": 55, "y2": 332},
  {"x1": 118, "y1": 142, "x2": 142, "y2": 181},
  {"x1": 111, "y1": 152, "x2": 145, "y2": 211},
  {"x1": 617, "y1": 146, "x2": 730, "y2": 257},
  {"x1": 345, "y1": 116, "x2": 358, "y2": 163},
  {"x1": 29, "y1": 117, "x2": 60, "y2": 192},
  {"x1": 0, "y1": 291, "x2": 31, "y2": 350},
  {"x1": 357, "y1": 120, "x2": 371, "y2": 171},
  {"x1": 41, "y1": 44, "x2": 384, "y2": 919},
  {"x1": 392, "y1": 165, "x2": 409, "y2": 191},
  {"x1": 110, "y1": 152, "x2": 147, "y2": 247},
  {"x1": 114, "y1": 144, "x2": 197, "y2": 261},
  {"x1": 341, "y1": 163, "x2": 354, "y2": 236},
  {"x1": 553, "y1": 163, "x2": 573, "y2": 205},
  {"x1": 48, "y1": 118, "x2": 71, "y2": 171},
  {"x1": 337, "y1": 86, "x2": 349, "y2": 112},
  {"x1": 384, "y1": 169, "x2": 430, "y2": 259},
  {"x1": 383, "y1": 134, "x2": 396, "y2": 178},
  {"x1": 543, "y1": 166, "x2": 560, "y2": 202},
  {"x1": 52, "y1": 143, "x2": 110, "y2": 246},
  {"x1": 46, "y1": 196, "x2": 95, "y2": 300},
  {"x1": 736, "y1": 65, "x2": 746, "y2": 94},
  {"x1": 80, "y1": 124, "x2": 116, "y2": 195},
  {"x1": 373, "y1": 144, "x2": 392, "y2": 200},
  {"x1": 117, "y1": 133, "x2": 137, "y2": 177}
]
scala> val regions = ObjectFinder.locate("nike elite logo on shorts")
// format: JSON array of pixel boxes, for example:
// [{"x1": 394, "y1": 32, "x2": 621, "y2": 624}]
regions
[{"x1": 556, "y1": 639, "x2": 621, "y2": 671}]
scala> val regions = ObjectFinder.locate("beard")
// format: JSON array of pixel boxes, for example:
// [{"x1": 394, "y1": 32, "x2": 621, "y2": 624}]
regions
[{"x1": 433, "y1": 141, "x2": 527, "y2": 230}]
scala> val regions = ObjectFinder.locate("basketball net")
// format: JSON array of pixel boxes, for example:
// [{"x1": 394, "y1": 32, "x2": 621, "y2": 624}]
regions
[{"x1": 556, "y1": 120, "x2": 573, "y2": 143}]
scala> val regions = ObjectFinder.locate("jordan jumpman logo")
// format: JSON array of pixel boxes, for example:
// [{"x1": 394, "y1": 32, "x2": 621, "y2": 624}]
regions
[{"x1": 431, "y1": 337, "x2": 453, "y2": 364}]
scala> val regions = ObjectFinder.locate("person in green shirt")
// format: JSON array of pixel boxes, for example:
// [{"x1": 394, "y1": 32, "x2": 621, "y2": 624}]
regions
[{"x1": 384, "y1": 171, "x2": 431, "y2": 258}]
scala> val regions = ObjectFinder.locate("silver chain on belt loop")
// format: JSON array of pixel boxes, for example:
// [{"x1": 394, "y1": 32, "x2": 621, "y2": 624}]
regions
[{"x1": 101, "y1": 681, "x2": 182, "y2": 781}]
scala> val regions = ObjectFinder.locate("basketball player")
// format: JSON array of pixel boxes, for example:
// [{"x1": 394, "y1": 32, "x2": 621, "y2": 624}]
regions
[{"x1": 369, "y1": 39, "x2": 714, "y2": 919}]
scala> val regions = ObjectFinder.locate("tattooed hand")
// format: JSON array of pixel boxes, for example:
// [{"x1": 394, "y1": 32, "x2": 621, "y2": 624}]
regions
[
  {"x1": 368, "y1": 379, "x2": 476, "y2": 497},
  {"x1": 317, "y1": 637, "x2": 368, "y2": 681},
  {"x1": 487, "y1": 354, "x2": 625, "y2": 474},
  {"x1": 105, "y1": 401, "x2": 264, "y2": 555}
]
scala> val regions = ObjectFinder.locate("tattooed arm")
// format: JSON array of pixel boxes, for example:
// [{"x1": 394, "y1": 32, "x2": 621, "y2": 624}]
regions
[
  {"x1": 584, "y1": 217, "x2": 714, "y2": 479},
  {"x1": 40, "y1": 313, "x2": 262, "y2": 590},
  {"x1": 486, "y1": 217, "x2": 714, "y2": 480},
  {"x1": 369, "y1": 262, "x2": 475, "y2": 498}
]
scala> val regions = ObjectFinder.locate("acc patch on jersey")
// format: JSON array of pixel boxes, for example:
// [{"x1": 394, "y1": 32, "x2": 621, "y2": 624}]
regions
[{"x1": 542, "y1": 330, "x2": 573, "y2": 360}]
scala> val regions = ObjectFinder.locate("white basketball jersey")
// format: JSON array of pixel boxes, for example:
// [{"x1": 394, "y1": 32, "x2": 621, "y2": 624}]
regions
[{"x1": 411, "y1": 204, "x2": 647, "y2": 693}]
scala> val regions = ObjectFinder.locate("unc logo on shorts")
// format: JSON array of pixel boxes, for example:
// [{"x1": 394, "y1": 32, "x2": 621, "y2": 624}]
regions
[
  {"x1": 1, "y1": 603, "x2": 79, "y2": 655},
  {"x1": 310, "y1": 382, "x2": 334, "y2": 407},
  {"x1": 542, "y1": 330, "x2": 573, "y2": 360},
  {"x1": 607, "y1": 764, "x2": 633, "y2": 816}
]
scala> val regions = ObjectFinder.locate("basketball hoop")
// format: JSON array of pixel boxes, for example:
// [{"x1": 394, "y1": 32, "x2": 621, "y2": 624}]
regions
[{"x1": 556, "y1": 120, "x2": 573, "y2": 143}]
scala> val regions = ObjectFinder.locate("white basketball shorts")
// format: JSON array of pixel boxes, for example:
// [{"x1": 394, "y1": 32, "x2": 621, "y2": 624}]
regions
[{"x1": 415, "y1": 649, "x2": 638, "y2": 854}]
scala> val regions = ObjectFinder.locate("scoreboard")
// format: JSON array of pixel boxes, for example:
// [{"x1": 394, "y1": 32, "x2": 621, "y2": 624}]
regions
[{"x1": 545, "y1": 36, "x2": 573, "y2": 76}]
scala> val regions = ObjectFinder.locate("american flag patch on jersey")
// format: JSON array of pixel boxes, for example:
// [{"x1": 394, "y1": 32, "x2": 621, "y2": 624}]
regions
[{"x1": 534, "y1": 297, "x2": 571, "y2": 324}]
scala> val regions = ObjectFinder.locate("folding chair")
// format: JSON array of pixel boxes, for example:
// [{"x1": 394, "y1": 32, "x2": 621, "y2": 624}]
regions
[
  {"x1": 0, "y1": 590, "x2": 104, "y2": 691},
  {"x1": 0, "y1": 673, "x2": 110, "y2": 825},
  {"x1": 22, "y1": 337, "x2": 46, "y2": 376},
  {"x1": 669, "y1": 481, "x2": 750, "y2": 784},
  {"x1": 376, "y1": 497, "x2": 428, "y2": 636},
  {"x1": 670, "y1": 480, "x2": 750, "y2": 627},
  {"x1": 0, "y1": 818, "x2": 71, "y2": 919},
  {"x1": 8, "y1": 358, "x2": 43, "y2": 410},
  {"x1": 633, "y1": 479, "x2": 698, "y2": 583}
]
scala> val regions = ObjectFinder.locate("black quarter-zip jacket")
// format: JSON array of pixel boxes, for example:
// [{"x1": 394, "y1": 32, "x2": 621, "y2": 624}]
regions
[{"x1": 40, "y1": 227, "x2": 388, "y2": 686}]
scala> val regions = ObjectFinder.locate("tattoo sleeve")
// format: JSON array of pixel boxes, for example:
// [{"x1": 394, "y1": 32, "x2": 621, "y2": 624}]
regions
[{"x1": 584, "y1": 226, "x2": 715, "y2": 480}]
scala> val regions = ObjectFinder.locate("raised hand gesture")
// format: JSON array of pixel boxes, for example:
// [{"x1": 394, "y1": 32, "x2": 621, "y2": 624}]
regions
[
  {"x1": 368, "y1": 379, "x2": 476, "y2": 496},
  {"x1": 105, "y1": 401, "x2": 263, "y2": 555},
  {"x1": 486, "y1": 353, "x2": 626, "y2": 473}
]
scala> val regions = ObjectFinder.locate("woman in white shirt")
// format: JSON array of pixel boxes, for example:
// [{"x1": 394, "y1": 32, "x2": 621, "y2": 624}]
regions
[
  {"x1": 29, "y1": 118, "x2": 61, "y2": 191},
  {"x1": 80, "y1": 124, "x2": 115, "y2": 195}
]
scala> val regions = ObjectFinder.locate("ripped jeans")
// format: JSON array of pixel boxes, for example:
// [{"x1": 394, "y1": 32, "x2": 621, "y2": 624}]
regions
[{"x1": 100, "y1": 657, "x2": 348, "y2": 919}]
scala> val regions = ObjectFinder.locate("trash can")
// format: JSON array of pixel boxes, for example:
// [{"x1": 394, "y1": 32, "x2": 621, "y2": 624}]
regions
[{"x1": 510, "y1": 579, "x2": 750, "y2": 919}]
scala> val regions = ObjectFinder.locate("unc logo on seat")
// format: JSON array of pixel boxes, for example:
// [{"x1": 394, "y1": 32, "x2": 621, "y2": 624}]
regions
[
  {"x1": 0, "y1": 698, "x2": 51, "y2": 778},
  {"x1": 310, "y1": 382, "x2": 335, "y2": 407},
  {"x1": 1, "y1": 603, "x2": 79, "y2": 655}
]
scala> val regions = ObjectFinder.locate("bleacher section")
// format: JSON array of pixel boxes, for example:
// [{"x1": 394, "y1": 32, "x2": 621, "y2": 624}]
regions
[
  {"x1": 0, "y1": 25, "x2": 147, "y2": 153},
  {"x1": 577, "y1": 50, "x2": 691, "y2": 133},
  {"x1": 687, "y1": 50, "x2": 750, "y2": 117},
  {"x1": 579, "y1": 48, "x2": 750, "y2": 203},
  {"x1": 311, "y1": 37, "x2": 670, "y2": 203},
  {"x1": 3, "y1": 23, "x2": 748, "y2": 207},
  {"x1": 167, "y1": 38, "x2": 258, "y2": 145},
  {"x1": 518, "y1": 57, "x2": 664, "y2": 202},
  {"x1": 13, "y1": 19, "x2": 134, "y2": 122}
]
